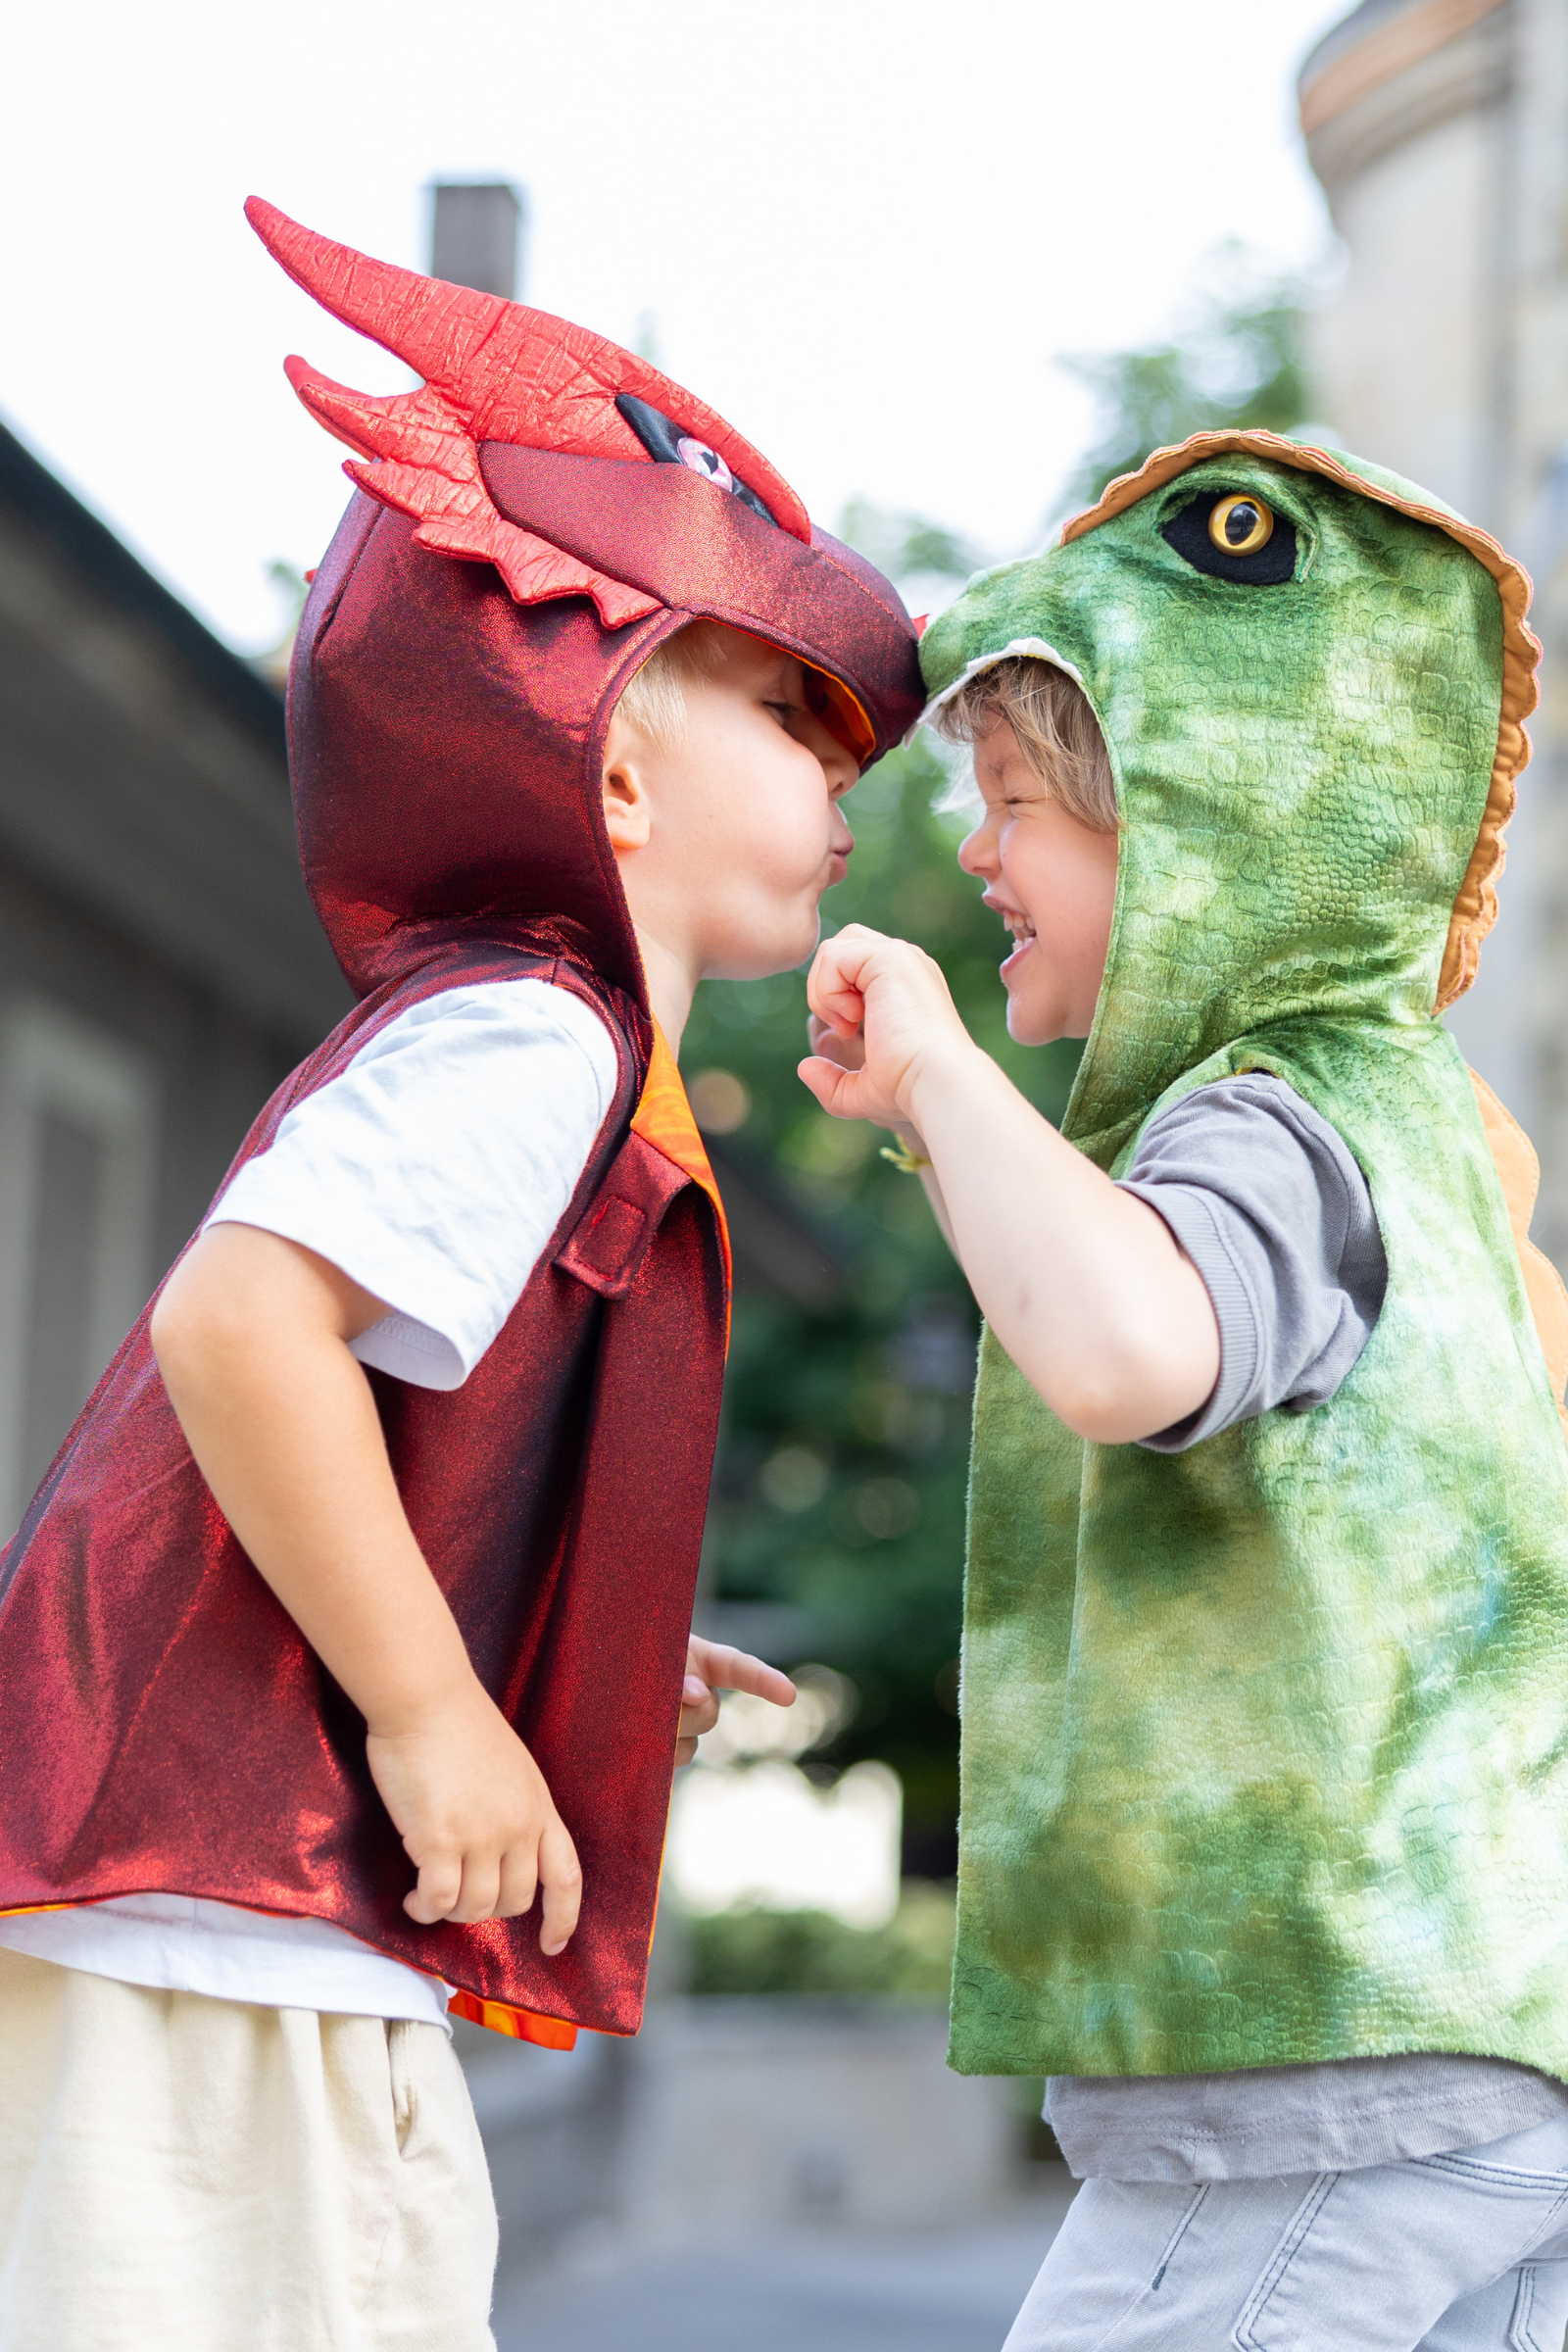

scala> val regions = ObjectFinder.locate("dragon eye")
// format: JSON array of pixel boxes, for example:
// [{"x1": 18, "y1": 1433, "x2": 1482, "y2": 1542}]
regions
[
  {"x1": 676, "y1": 436, "x2": 735, "y2": 492},
  {"x1": 1162, "y1": 490, "x2": 1296, "y2": 585},
  {"x1": 614, "y1": 391, "x2": 777, "y2": 524},
  {"x1": 1208, "y1": 494, "x2": 1274, "y2": 557}
]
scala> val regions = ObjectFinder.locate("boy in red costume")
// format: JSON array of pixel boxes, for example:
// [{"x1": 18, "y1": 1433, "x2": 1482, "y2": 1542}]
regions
[{"x1": 0, "y1": 202, "x2": 922, "y2": 2347}]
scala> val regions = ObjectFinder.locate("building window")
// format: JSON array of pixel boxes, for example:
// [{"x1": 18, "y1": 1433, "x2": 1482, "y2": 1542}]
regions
[{"x1": 0, "y1": 1002, "x2": 158, "y2": 1533}]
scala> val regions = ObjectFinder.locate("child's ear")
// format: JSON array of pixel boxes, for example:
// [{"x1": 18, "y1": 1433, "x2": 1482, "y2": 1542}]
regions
[{"x1": 601, "y1": 710, "x2": 654, "y2": 855}]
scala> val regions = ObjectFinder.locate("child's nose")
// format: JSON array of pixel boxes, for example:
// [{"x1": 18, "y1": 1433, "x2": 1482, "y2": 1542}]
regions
[{"x1": 957, "y1": 822, "x2": 995, "y2": 876}]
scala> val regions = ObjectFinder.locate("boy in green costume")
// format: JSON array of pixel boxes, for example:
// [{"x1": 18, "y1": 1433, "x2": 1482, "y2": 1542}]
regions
[{"x1": 802, "y1": 431, "x2": 1568, "y2": 2346}]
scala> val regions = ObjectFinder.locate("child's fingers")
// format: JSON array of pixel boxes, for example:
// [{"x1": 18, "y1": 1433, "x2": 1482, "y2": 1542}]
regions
[
  {"x1": 797, "y1": 1054, "x2": 860, "y2": 1117},
  {"x1": 807, "y1": 922, "x2": 892, "y2": 1021},
  {"x1": 804, "y1": 969, "x2": 865, "y2": 1037},
  {"x1": 538, "y1": 1816, "x2": 583, "y2": 1956},
  {"x1": 810, "y1": 924, "x2": 953, "y2": 1031},
  {"x1": 807, "y1": 1019, "x2": 868, "y2": 1076},
  {"x1": 404, "y1": 1846, "x2": 464, "y2": 1925},
  {"x1": 805, "y1": 939, "x2": 868, "y2": 1034},
  {"x1": 807, "y1": 1012, "x2": 864, "y2": 1058},
  {"x1": 674, "y1": 1733, "x2": 701, "y2": 1768},
  {"x1": 695, "y1": 1642, "x2": 796, "y2": 1708},
  {"x1": 678, "y1": 1679, "x2": 721, "y2": 1741},
  {"x1": 496, "y1": 1840, "x2": 540, "y2": 1921},
  {"x1": 687, "y1": 1636, "x2": 767, "y2": 1691},
  {"x1": 806, "y1": 992, "x2": 863, "y2": 1041},
  {"x1": 449, "y1": 1851, "x2": 504, "y2": 1924}
]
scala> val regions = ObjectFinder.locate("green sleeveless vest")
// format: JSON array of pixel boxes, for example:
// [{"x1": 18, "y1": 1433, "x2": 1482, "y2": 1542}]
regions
[{"x1": 919, "y1": 435, "x2": 1568, "y2": 2080}]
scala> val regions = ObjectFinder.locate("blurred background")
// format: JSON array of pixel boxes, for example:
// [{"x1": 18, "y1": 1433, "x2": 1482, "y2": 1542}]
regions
[{"x1": 1, "y1": 0, "x2": 1559, "y2": 2341}]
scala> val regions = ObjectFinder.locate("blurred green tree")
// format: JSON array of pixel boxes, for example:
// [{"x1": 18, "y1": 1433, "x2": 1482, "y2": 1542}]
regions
[
  {"x1": 1061, "y1": 242, "x2": 1309, "y2": 508},
  {"x1": 688, "y1": 1884, "x2": 956, "y2": 1997},
  {"x1": 834, "y1": 499, "x2": 985, "y2": 588}
]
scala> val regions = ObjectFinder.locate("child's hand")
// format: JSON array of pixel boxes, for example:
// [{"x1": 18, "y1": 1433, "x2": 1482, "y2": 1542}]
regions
[
  {"x1": 677, "y1": 1636, "x2": 795, "y2": 1766},
  {"x1": 807, "y1": 1014, "x2": 929, "y2": 1158},
  {"x1": 367, "y1": 1682, "x2": 582, "y2": 1954},
  {"x1": 800, "y1": 924, "x2": 974, "y2": 1131}
]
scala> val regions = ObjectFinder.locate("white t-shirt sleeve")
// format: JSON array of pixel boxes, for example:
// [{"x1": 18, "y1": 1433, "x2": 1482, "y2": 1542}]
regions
[{"x1": 208, "y1": 978, "x2": 620, "y2": 1390}]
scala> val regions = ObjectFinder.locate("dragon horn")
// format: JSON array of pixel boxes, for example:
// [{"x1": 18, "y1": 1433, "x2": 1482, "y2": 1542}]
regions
[
  {"x1": 244, "y1": 197, "x2": 809, "y2": 541},
  {"x1": 248, "y1": 197, "x2": 509, "y2": 408}
]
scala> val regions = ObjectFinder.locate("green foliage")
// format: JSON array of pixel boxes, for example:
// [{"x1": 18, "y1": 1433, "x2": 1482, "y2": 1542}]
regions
[
  {"x1": 1061, "y1": 243, "x2": 1308, "y2": 509},
  {"x1": 836, "y1": 498, "x2": 984, "y2": 586},
  {"x1": 266, "y1": 557, "x2": 310, "y2": 618},
  {"x1": 680, "y1": 735, "x2": 1080, "y2": 1867},
  {"x1": 687, "y1": 1885, "x2": 956, "y2": 1997}
]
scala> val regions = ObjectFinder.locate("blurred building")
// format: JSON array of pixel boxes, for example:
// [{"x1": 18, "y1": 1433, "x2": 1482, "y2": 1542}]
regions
[
  {"x1": 1299, "y1": 0, "x2": 1568, "y2": 1257},
  {"x1": 430, "y1": 180, "x2": 527, "y2": 301},
  {"x1": 0, "y1": 419, "x2": 351, "y2": 1533}
]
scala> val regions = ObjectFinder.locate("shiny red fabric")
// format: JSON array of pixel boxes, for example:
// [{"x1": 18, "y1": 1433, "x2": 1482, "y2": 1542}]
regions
[
  {"x1": 0, "y1": 937, "x2": 719, "y2": 2034},
  {"x1": 0, "y1": 307, "x2": 922, "y2": 2034}
]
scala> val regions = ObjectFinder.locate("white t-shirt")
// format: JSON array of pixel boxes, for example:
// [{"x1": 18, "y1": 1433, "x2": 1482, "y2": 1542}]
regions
[{"x1": 0, "y1": 978, "x2": 619, "y2": 2023}]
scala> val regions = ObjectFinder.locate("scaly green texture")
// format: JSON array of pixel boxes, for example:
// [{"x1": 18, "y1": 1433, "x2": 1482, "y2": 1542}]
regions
[{"x1": 921, "y1": 451, "x2": 1568, "y2": 2078}]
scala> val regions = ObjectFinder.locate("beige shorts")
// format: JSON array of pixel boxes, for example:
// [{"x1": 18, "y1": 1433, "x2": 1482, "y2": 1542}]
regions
[{"x1": 0, "y1": 1947, "x2": 498, "y2": 2352}]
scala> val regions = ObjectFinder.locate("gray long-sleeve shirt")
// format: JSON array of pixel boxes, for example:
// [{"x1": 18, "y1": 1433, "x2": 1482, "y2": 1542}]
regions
[{"x1": 1043, "y1": 1072, "x2": 1568, "y2": 2181}]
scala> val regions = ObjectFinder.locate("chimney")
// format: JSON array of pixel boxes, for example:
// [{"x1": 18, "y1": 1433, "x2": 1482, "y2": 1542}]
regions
[{"x1": 428, "y1": 181, "x2": 525, "y2": 301}]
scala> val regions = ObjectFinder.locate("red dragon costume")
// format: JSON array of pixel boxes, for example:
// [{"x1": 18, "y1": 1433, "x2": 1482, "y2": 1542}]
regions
[{"x1": 0, "y1": 202, "x2": 923, "y2": 2047}]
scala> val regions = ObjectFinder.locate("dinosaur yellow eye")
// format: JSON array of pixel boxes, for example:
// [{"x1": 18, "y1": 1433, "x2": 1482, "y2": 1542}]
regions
[{"x1": 1208, "y1": 495, "x2": 1275, "y2": 557}]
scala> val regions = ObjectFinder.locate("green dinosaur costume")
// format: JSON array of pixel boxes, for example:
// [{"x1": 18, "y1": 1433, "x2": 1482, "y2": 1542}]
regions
[{"x1": 919, "y1": 430, "x2": 1568, "y2": 2081}]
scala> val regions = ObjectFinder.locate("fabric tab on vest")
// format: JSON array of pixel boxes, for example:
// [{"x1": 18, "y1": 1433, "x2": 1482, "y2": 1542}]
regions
[{"x1": 555, "y1": 1136, "x2": 693, "y2": 1297}]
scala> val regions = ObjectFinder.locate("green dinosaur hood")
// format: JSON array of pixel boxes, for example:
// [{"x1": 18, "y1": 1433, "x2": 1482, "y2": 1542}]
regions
[
  {"x1": 922, "y1": 434, "x2": 1568, "y2": 2084},
  {"x1": 920, "y1": 431, "x2": 1536, "y2": 1169}
]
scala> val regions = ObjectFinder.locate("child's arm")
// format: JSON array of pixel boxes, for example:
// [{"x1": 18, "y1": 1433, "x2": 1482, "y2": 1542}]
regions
[
  {"x1": 151, "y1": 1222, "x2": 582, "y2": 1950},
  {"x1": 806, "y1": 1012, "x2": 960, "y2": 1253},
  {"x1": 800, "y1": 926, "x2": 1220, "y2": 1446}
]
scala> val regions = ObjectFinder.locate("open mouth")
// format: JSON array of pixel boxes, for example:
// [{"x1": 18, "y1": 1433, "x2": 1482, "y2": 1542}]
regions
[
  {"x1": 997, "y1": 906, "x2": 1037, "y2": 983},
  {"x1": 982, "y1": 889, "x2": 1037, "y2": 979}
]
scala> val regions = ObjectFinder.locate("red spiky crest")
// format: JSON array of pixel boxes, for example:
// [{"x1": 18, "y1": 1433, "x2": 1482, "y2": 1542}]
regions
[{"x1": 246, "y1": 198, "x2": 810, "y2": 626}]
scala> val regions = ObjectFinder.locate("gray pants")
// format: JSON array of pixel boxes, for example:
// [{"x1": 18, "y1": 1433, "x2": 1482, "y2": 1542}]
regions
[{"x1": 1004, "y1": 2115, "x2": 1568, "y2": 2351}]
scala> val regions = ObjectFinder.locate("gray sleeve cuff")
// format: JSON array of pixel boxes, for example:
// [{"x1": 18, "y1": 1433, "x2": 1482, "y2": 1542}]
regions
[{"x1": 1115, "y1": 1180, "x2": 1261, "y2": 1453}]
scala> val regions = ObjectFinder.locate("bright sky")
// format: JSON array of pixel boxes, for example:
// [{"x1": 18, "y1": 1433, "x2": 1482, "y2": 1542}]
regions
[{"x1": 1, "y1": 0, "x2": 1348, "y2": 655}]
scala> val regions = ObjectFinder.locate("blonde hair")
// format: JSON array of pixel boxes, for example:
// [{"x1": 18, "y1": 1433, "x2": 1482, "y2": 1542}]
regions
[
  {"x1": 614, "y1": 618, "x2": 739, "y2": 750},
  {"x1": 928, "y1": 657, "x2": 1118, "y2": 834}
]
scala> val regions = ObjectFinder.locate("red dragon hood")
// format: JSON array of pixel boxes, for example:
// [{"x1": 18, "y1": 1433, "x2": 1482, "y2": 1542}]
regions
[{"x1": 248, "y1": 199, "x2": 925, "y2": 1003}]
